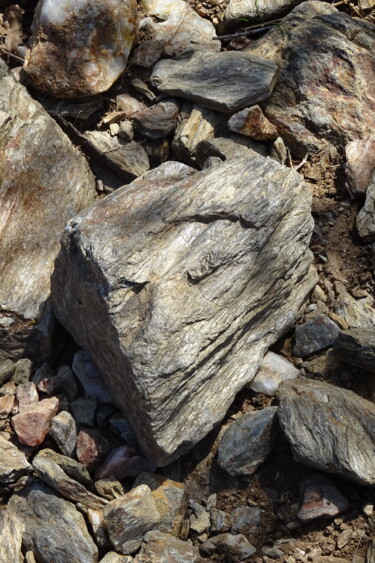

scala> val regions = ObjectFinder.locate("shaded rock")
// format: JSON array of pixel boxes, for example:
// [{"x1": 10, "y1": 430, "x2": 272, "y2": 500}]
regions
[
  {"x1": 218, "y1": 407, "x2": 278, "y2": 476},
  {"x1": 297, "y1": 474, "x2": 349, "y2": 522},
  {"x1": 189, "y1": 499, "x2": 210, "y2": 534},
  {"x1": 196, "y1": 135, "x2": 268, "y2": 168},
  {"x1": 71, "y1": 396, "x2": 97, "y2": 427},
  {"x1": 345, "y1": 137, "x2": 375, "y2": 199},
  {"x1": 209, "y1": 533, "x2": 256, "y2": 562},
  {"x1": 33, "y1": 450, "x2": 106, "y2": 510},
  {"x1": 277, "y1": 378, "x2": 375, "y2": 485},
  {"x1": 51, "y1": 153, "x2": 316, "y2": 465},
  {"x1": 73, "y1": 350, "x2": 112, "y2": 403},
  {"x1": 100, "y1": 553, "x2": 133, "y2": 562},
  {"x1": 270, "y1": 136, "x2": 288, "y2": 165},
  {"x1": 36, "y1": 94, "x2": 105, "y2": 121},
  {"x1": 103, "y1": 484, "x2": 160, "y2": 554},
  {"x1": 225, "y1": 0, "x2": 300, "y2": 24},
  {"x1": 134, "y1": 472, "x2": 187, "y2": 535},
  {"x1": 15, "y1": 382, "x2": 39, "y2": 413},
  {"x1": 83, "y1": 131, "x2": 150, "y2": 182},
  {"x1": 49, "y1": 410, "x2": 77, "y2": 457},
  {"x1": 13, "y1": 358, "x2": 32, "y2": 384},
  {"x1": 76, "y1": 429, "x2": 111, "y2": 472},
  {"x1": 367, "y1": 540, "x2": 375, "y2": 563},
  {"x1": 231, "y1": 506, "x2": 262, "y2": 535},
  {"x1": 210, "y1": 508, "x2": 232, "y2": 534},
  {"x1": 151, "y1": 50, "x2": 279, "y2": 113},
  {"x1": 38, "y1": 365, "x2": 78, "y2": 402},
  {"x1": 172, "y1": 103, "x2": 222, "y2": 165},
  {"x1": 0, "y1": 58, "x2": 95, "y2": 362},
  {"x1": 0, "y1": 434, "x2": 30, "y2": 484},
  {"x1": 95, "y1": 445, "x2": 156, "y2": 480},
  {"x1": 115, "y1": 94, "x2": 147, "y2": 117},
  {"x1": 134, "y1": 529, "x2": 201, "y2": 562},
  {"x1": 357, "y1": 181, "x2": 375, "y2": 242},
  {"x1": 8, "y1": 480, "x2": 98, "y2": 562},
  {"x1": 0, "y1": 509, "x2": 24, "y2": 563},
  {"x1": 334, "y1": 329, "x2": 375, "y2": 372},
  {"x1": 33, "y1": 449, "x2": 91, "y2": 486},
  {"x1": 228, "y1": 106, "x2": 278, "y2": 141},
  {"x1": 86, "y1": 507, "x2": 109, "y2": 551},
  {"x1": 139, "y1": 0, "x2": 218, "y2": 57},
  {"x1": 11, "y1": 397, "x2": 59, "y2": 446},
  {"x1": 24, "y1": 0, "x2": 138, "y2": 97},
  {"x1": 333, "y1": 289, "x2": 375, "y2": 329},
  {"x1": 132, "y1": 99, "x2": 179, "y2": 140},
  {"x1": 293, "y1": 314, "x2": 341, "y2": 358},
  {"x1": 250, "y1": 351, "x2": 299, "y2": 396},
  {"x1": 0, "y1": 394, "x2": 14, "y2": 418},
  {"x1": 0, "y1": 359, "x2": 15, "y2": 385},
  {"x1": 95, "y1": 477, "x2": 125, "y2": 501},
  {"x1": 131, "y1": 39, "x2": 165, "y2": 68},
  {"x1": 246, "y1": 1, "x2": 375, "y2": 157}
]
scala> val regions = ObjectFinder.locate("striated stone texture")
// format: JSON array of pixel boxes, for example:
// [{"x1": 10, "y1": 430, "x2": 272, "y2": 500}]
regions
[
  {"x1": 0, "y1": 510, "x2": 24, "y2": 563},
  {"x1": 0, "y1": 58, "x2": 95, "y2": 363},
  {"x1": 24, "y1": 0, "x2": 138, "y2": 97},
  {"x1": 245, "y1": 1, "x2": 375, "y2": 157},
  {"x1": 134, "y1": 529, "x2": 202, "y2": 562},
  {"x1": 52, "y1": 154, "x2": 316, "y2": 465},
  {"x1": 345, "y1": 137, "x2": 375, "y2": 199},
  {"x1": 228, "y1": 105, "x2": 278, "y2": 141},
  {"x1": 0, "y1": 435, "x2": 31, "y2": 485},
  {"x1": 357, "y1": 180, "x2": 375, "y2": 242},
  {"x1": 278, "y1": 379, "x2": 375, "y2": 485},
  {"x1": 225, "y1": 0, "x2": 301, "y2": 24},
  {"x1": 334, "y1": 329, "x2": 375, "y2": 372}
]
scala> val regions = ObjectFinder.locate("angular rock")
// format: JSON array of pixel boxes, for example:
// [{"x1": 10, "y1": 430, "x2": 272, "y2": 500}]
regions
[
  {"x1": 131, "y1": 39, "x2": 165, "y2": 68},
  {"x1": 0, "y1": 509, "x2": 24, "y2": 563},
  {"x1": 32, "y1": 450, "x2": 106, "y2": 510},
  {"x1": 0, "y1": 59, "x2": 95, "y2": 362},
  {"x1": 0, "y1": 434, "x2": 30, "y2": 484},
  {"x1": 209, "y1": 533, "x2": 256, "y2": 561},
  {"x1": 189, "y1": 499, "x2": 210, "y2": 534},
  {"x1": 357, "y1": 181, "x2": 375, "y2": 242},
  {"x1": 210, "y1": 508, "x2": 232, "y2": 534},
  {"x1": 11, "y1": 397, "x2": 59, "y2": 446},
  {"x1": 8, "y1": 480, "x2": 98, "y2": 562},
  {"x1": 49, "y1": 410, "x2": 78, "y2": 457},
  {"x1": 13, "y1": 358, "x2": 32, "y2": 385},
  {"x1": 100, "y1": 553, "x2": 133, "y2": 562},
  {"x1": 277, "y1": 378, "x2": 375, "y2": 485},
  {"x1": 250, "y1": 351, "x2": 299, "y2": 396},
  {"x1": 76, "y1": 429, "x2": 111, "y2": 472},
  {"x1": 246, "y1": 2, "x2": 375, "y2": 157},
  {"x1": 345, "y1": 137, "x2": 375, "y2": 199},
  {"x1": 225, "y1": 0, "x2": 300, "y2": 24},
  {"x1": 0, "y1": 359, "x2": 15, "y2": 385},
  {"x1": 103, "y1": 484, "x2": 160, "y2": 554},
  {"x1": 293, "y1": 314, "x2": 341, "y2": 358},
  {"x1": 231, "y1": 506, "x2": 262, "y2": 535},
  {"x1": 71, "y1": 396, "x2": 97, "y2": 427},
  {"x1": 132, "y1": 100, "x2": 179, "y2": 140},
  {"x1": 95, "y1": 478, "x2": 125, "y2": 501},
  {"x1": 15, "y1": 382, "x2": 39, "y2": 413},
  {"x1": 228, "y1": 106, "x2": 278, "y2": 141},
  {"x1": 139, "y1": 0, "x2": 218, "y2": 57},
  {"x1": 151, "y1": 50, "x2": 279, "y2": 113},
  {"x1": 218, "y1": 407, "x2": 278, "y2": 476},
  {"x1": 115, "y1": 94, "x2": 147, "y2": 117},
  {"x1": 38, "y1": 365, "x2": 78, "y2": 401},
  {"x1": 95, "y1": 445, "x2": 156, "y2": 480},
  {"x1": 72, "y1": 350, "x2": 112, "y2": 403},
  {"x1": 334, "y1": 329, "x2": 375, "y2": 373},
  {"x1": 134, "y1": 529, "x2": 201, "y2": 562},
  {"x1": 196, "y1": 135, "x2": 268, "y2": 168},
  {"x1": 51, "y1": 153, "x2": 316, "y2": 465},
  {"x1": 134, "y1": 472, "x2": 187, "y2": 535},
  {"x1": 297, "y1": 474, "x2": 349, "y2": 522},
  {"x1": 0, "y1": 394, "x2": 14, "y2": 418},
  {"x1": 33, "y1": 449, "x2": 91, "y2": 486},
  {"x1": 83, "y1": 131, "x2": 150, "y2": 182},
  {"x1": 24, "y1": 0, "x2": 138, "y2": 97},
  {"x1": 333, "y1": 289, "x2": 375, "y2": 329}
]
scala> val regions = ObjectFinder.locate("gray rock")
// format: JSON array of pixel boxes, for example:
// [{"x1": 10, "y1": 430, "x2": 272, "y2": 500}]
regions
[
  {"x1": 231, "y1": 506, "x2": 262, "y2": 534},
  {"x1": 103, "y1": 485, "x2": 160, "y2": 554},
  {"x1": 250, "y1": 351, "x2": 299, "y2": 396},
  {"x1": 334, "y1": 329, "x2": 375, "y2": 372},
  {"x1": 51, "y1": 154, "x2": 316, "y2": 466},
  {"x1": 357, "y1": 180, "x2": 375, "y2": 242},
  {"x1": 0, "y1": 359, "x2": 16, "y2": 385},
  {"x1": 134, "y1": 529, "x2": 201, "y2": 562},
  {"x1": 367, "y1": 540, "x2": 375, "y2": 563},
  {"x1": 7, "y1": 480, "x2": 98, "y2": 562},
  {"x1": 225, "y1": 0, "x2": 301, "y2": 24},
  {"x1": 217, "y1": 407, "x2": 278, "y2": 476},
  {"x1": 72, "y1": 350, "x2": 112, "y2": 403},
  {"x1": 0, "y1": 434, "x2": 31, "y2": 484},
  {"x1": 71, "y1": 397, "x2": 97, "y2": 427},
  {"x1": 293, "y1": 314, "x2": 341, "y2": 358},
  {"x1": 209, "y1": 533, "x2": 257, "y2": 562},
  {"x1": 132, "y1": 100, "x2": 180, "y2": 140},
  {"x1": 33, "y1": 449, "x2": 91, "y2": 486},
  {"x1": 0, "y1": 59, "x2": 95, "y2": 363},
  {"x1": 345, "y1": 137, "x2": 375, "y2": 199},
  {"x1": 189, "y1": 499, "x2": 210, "y2": 534},
  {"x1": 13, "y1": 358, "x2": 32, "y2": 384},
  {"x1": 49, "y1": 411, "x2": 78, "y2": 457},
  {"x1": 95, "y1": 478, "x2": 125, "y2": 501},
  {"x1": 210, "y1": 508, "x2": 232, "y2": 534},
  {"x1": 277, "y1": 378, "x2": 375, "y2": 485},
  {"x1": 100, "y1": 554, "x2": 133, "y2": 563},
  {"x1": 196, "y1": 135, "x2": 268, "y2": 168},
  {"x1": 333, "y1": 289, "x2": 375, "y2": 329},
  {"x1": 151, "y1": 50, "x2": 279, "y2": 113},
  {"x1": 297, "y1": 474, "x2": 349, "y2": 522},
  {"x1": 0, "y1": 509, "x2": 24, "y2": 563},
  {"x1": 246, "y1": 1, "x2": 375, "y2": 157}
]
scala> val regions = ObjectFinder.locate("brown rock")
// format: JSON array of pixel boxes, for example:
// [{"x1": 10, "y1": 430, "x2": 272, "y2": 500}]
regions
[
  {"x1": 297, "y1": 474, "x2": 349, "y2": 522},
  {"x1": 15, "y1": 382, "x2": 38, "y2": 413},
  {"x1": 11, "y1": 397, "x2": 59, "y2": 446},
  {"x1": 0, "y1": 394, "x2": 14, "y2": 418},
  {"x1": 76, "y1": 429, "x2": 111, "y2": 472},
  {"x1": 228, "y1": 105, "x2": 278, "y2": 141}
]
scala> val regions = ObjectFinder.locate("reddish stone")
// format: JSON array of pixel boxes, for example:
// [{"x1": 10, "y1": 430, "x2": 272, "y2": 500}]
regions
[
  {"x1": 95, "y1": 445, "x2": 156, "y2": 480},
  {"x1": 0, "y1": 395, "x2": 14, "y2": 418},
  {"x1": 76, "y1": 429, "x2": 111, "y2": 472},
  {"x1": 16, "y1": 382, "x2": 39, "y2": 413},
  {"x1": 11, "y1": 397, "x2": 59, "y2": 446}
]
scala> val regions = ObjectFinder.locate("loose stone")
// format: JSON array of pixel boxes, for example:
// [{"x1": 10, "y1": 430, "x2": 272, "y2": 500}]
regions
[{"x1": 11, "y1": 397, "x2": 59, "y2": 446}]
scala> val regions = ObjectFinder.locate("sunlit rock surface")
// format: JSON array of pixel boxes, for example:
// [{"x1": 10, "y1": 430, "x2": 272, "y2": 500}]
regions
[{"x1": 24, "y1": 0, "x2": 138, "y2": 98}]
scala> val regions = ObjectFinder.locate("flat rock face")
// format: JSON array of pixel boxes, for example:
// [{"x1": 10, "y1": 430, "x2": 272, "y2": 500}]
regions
[
  {"x1": 51, "y1": 154, "x2": 316, "y2": 465},
  {"x1": 225, "y1": 0, "x2": 301, "y2": 23},
  {"x1": 151, "y1": 50, "x2": 279, "y2": 113},
  {"x1": 357, "y1": 180, "x2": 375, "y2": 241},
  {"x1": 0, "y1": 59, "x2": 95, "y2": 362},
  {"x1": 246, "y1": 1, "x2": 375, "y2": 157},
  {"x1": 334, "y1": 328, "x2": 375, "y2": 372},
  {"x1": 134, "y1": 530, "x2": 202, "y2": 562},
  {"x1": 24, "y1": 0, "x2": 138, "y2": 97},
  {"x1": 0, "y1": 435, "x2": 31, "y2": 485},
  {"x1": 277, "y1": 379, "x2": 375, "y2": 485},
  {"x1": 0, "y1": 510, "x2": 24, "y2": 563}
]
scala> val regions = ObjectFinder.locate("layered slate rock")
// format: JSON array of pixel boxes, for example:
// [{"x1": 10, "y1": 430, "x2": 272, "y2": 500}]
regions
[
  {"x1": 245, "y1": 1, "x2": 375, "y2": 157},
  {"x1": 151, "y1": 50, "x2": 279, "y2": 113},
  {"x1": 334, "y1": 329, "x2": 375, "y2": 372},
  {"x1": 52, "y1": 154, "x2": 316, "y2": 465},
  {"x1": 0, "y1": 435, "x2": 31, "y2": 485},
  {"x1": 0, "y1": 510, "x2": 24, "y2": 563},
  {"x1": 0, "y1": 59, "x2": 95, "y2": 362},
  {"x1": 277, "y1": 379, "x2": 375, "y2": 485},
  {"x1": 357, "y1": 180, "x2": 375, "y2": 241}
]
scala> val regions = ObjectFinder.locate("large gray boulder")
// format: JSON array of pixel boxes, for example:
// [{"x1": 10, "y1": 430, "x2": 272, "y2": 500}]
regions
[
  {"x1": 51, "y1": 155, "x2": 316, "y2": 465},
  {"x1": 0, "y1": 59, "x2": 95, "y2": 362}
]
